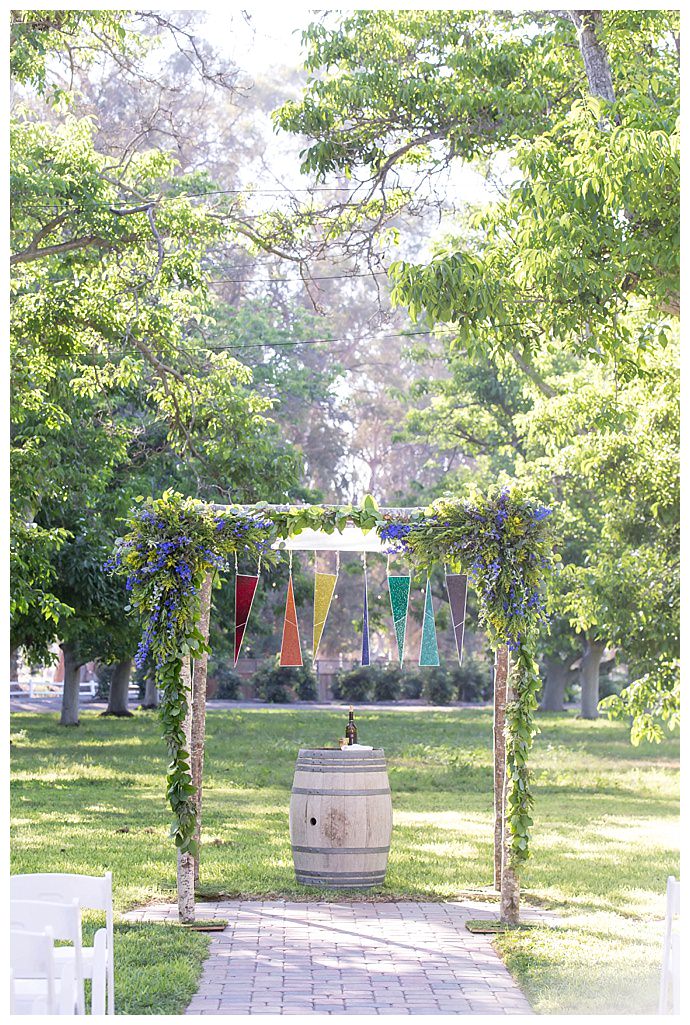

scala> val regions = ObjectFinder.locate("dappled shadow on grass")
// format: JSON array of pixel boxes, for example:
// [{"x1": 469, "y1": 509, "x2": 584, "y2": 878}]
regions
[
  {"x1": 11, "y1": 708, "x2": 679, "y2": 908},
  {"x1": 533, "y1": 713, "x2": 680, "y2": 766},
  {"x1": 10, "y1": 707, "x2": 680, "y2": 1017}
]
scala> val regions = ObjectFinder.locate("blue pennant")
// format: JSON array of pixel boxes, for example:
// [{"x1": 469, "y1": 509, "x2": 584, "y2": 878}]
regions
[{"x1": 361, "y1": 568, "x2": 370, "y2": 666}]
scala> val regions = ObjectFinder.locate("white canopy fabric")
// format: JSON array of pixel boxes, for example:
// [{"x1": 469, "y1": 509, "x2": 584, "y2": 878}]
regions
[{"x1": 271, "y1": 525, "x2": 388, "y2": 553}]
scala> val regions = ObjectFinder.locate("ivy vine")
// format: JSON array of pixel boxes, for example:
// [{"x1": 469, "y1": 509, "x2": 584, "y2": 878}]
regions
[
  {"x1": 107, "y1": 491, "x2": 277, "y2": 856},
  {"x1": 109, "y1": 485, "x2": 557, "y2": 868},
  {"x1": 378, "y1": 483, "x2": 558, "y2": 864}
]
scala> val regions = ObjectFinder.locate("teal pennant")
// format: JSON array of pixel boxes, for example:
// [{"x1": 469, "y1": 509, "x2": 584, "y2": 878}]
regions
[
  {"x1": 419, "y1": 580, "x2": 440, "y2": 666},
  {"x1": 388, "y1": 575, "x2": 410, "y2": 666}
]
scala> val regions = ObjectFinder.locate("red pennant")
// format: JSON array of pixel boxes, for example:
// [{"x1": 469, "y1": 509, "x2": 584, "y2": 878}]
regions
[
  {"x1": 280, "y1": 574, "x2": 302, "y2": 666},
  {"x1": 234, "y1": 574, "x2": 259, "y2": 666}
]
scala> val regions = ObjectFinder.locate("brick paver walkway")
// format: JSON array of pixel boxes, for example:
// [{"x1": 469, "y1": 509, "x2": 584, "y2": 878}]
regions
[{"x1": 124, "y1": 900, "x2": 538, "y2": 1015}]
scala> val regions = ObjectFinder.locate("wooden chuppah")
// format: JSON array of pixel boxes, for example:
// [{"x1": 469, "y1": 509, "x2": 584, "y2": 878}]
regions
[{"x1": 179, "y1": 503, "x2": 519, "y2": 924}]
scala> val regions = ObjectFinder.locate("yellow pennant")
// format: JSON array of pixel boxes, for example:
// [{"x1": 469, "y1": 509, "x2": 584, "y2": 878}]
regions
[{"x1": 313, "y1": 572, "x2": 337, "y2": 658}]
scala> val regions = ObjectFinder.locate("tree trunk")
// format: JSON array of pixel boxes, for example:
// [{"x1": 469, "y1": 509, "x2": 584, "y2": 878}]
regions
[
  {"x1": 493, "y1": 645, "x2": 508, "y2": 892},
  {"x1": 580, "y1": 637, "x2": 606, "y2": 719},
  {"x1": 568, "y1": 10, "x2": 616, "y2": 102},
  {"x1": 60, "y1": 643, "x2": 82, "y2": 726},
  {"x1": 191, "y1": 572, "x2": 213, "y2": 886},
  {"x1": 500, "y1": 650, "x2": 520, "y2": 925},
  {"x1": 540, "y1": 657, "x2": 569, "y2": 712},
  {"x1": 142, "y1": 674, "x2": 159, "y2": 709},
  {"x1": 103, "y1": 659, "x2": 133, "y2": 717},
  {"x1": 10, "y1": 647, "x2": 20, "y2": 681},
  {"x1": 177, "y1": 654, "x2": 195, "y2": 923}
]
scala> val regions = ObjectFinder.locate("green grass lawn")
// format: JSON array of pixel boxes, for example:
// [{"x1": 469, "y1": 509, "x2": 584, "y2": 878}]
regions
[{"x1": 11, "y1": 707, "x2": 679, "y2": 1014}]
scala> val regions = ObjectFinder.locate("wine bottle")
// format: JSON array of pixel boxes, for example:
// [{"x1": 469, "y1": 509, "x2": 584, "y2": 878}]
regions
[{"x1": 345, "y1": 706, "x2": 358, "y2": 746}]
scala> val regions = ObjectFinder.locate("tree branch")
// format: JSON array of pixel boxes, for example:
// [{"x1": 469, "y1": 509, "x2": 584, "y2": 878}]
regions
[
  {"x1": 10, "y1": 235, "x2": 134, "y2": 266},
  {"x1": 508, "y1": 350, "x2": 559, "y2": 398}
]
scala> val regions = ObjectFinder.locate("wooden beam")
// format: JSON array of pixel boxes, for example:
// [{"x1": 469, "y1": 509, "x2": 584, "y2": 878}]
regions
[{"x1": 211, "y1": 503, "x2": 426, "y2": 516}]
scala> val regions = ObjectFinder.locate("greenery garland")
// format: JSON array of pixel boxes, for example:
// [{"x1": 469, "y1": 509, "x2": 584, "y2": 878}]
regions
[
  {"x1": 109, "y1": 485, "x2": 557, "y2": 867},
  {"x1": 377, "y1": 484, "x2": 558, "y2": 864},
  {"x1": 107, "y1": 490, "x2": 277, "y2": 856}
]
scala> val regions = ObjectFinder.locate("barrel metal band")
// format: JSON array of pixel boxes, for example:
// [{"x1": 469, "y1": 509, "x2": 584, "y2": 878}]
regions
[
  {"x1": 296, "y1": 759, "x2": 386, "y2": 766},
  {"x1": 292, "y1": 844, "x2": 390, "y2": 854},
  {"x1": 296, "y1": 870, "x2": 386, "y2": 880},
  {"x1": 298, "y1": 750, "x2": 384, "y2": 757},
  {"x1": 298, "y1": 882, "x2": 384, "y2": 889},
  {"x1": 295, "y1": 764, "x2": 387, "y2": 773},
  {"x1": 292, "y1": 787, "x2": 391, "y2": 797}
]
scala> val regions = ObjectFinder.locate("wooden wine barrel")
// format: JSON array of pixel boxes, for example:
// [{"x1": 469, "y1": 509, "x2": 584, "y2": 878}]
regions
[{"x1": 289, "y1": 748, "x2": 392, "y2": 889}]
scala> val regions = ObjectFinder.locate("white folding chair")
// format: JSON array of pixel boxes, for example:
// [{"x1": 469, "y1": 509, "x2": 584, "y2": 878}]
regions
[
  {"x1": 10, "y1": 928, "x2": 60, "y2": 1014},
  {"x1": 10, "y1": 872, "x2": 114, "y2": 1014},
  {"x1": 659, "y1": 874, "x2": 681, "y2": 1014},
  {"x1": 11, "y1": 899, "x2": 85, "y2": 1014}
]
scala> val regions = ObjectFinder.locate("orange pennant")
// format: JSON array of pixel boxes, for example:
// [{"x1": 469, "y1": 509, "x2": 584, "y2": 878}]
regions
[{"x1": 280, "y1": 574, "x2": 302, "y2": 666}]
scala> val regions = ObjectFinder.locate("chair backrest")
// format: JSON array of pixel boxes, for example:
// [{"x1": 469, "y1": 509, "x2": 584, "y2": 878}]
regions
[
  {"x1": 666, "y1": 875, "x2": 680, "y2": 919},
  {"x1": 12, "y1": 898, "x2": 86, "y2": 1014},
  {"x1": 11, "y1": 898, "x2": 82, "y2": 945},
  {"x1": 10, "y1": 871, "x2": 112, "y2": 913},
  {"x1": 10, "y1": 926, "x2": 55, "y2": 980},
  {"x1": 658, "y1": 874, "x2": 681, "y2": 1013},
  {"x1": 10, "y1": 929, "x2": 57, "y2": 1015}
]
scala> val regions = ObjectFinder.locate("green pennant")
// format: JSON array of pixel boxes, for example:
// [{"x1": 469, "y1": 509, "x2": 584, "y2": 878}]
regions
[
  {"x1": 419, "y1": 579, "x2": 440, "y2": 666},
  {"x1": 388, "y1": 574, "x2": 410, "y2": 666}
]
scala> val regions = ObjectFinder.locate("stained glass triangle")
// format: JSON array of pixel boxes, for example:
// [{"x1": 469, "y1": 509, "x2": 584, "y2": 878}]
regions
[
  {"x1": 419, "y1": 581, "x2": 440, "y2": 666},
  {"x1": 388, "y1": 575, "x2": 410, "y2": 666},
  {"x1": 280, "y1": 574, "x2": 302, "y2": 666},
  {"x1": 361, "y1": 570, "x2": 370, "y2": 666},
  {"x1": 446, "y1": 573, "x2": 468, "y2": 665},
  {"x1": 234, "y1": 573, "x2": 259, "y2": 667},
  {"x1": 313, "y1": 571, "x2": 337, "y2": 658}
]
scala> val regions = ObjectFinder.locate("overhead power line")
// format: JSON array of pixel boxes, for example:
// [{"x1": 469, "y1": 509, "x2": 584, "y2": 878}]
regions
[
  {"x1": 208, "y1": 270, "x2": 388, "y2": 285},
  {"x1": 30, "y1": 267, "x2": 392, "y2": 293},
  {"x1": 169, "y1": 186, "x2": 363, "y2": 196},
  {"x1": 206, "y1": 304, "x2": 662, "y2": 353},
  {"x1": 209, "y1": 328, "x2": 437, "y2": 352}
]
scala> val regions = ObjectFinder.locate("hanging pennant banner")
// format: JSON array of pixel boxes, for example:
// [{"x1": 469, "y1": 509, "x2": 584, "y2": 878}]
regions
[
  {"x1": 234, "y1": 573, "x2": 259, "y2": 667},
  {"x1": 280, "y1": 574, "x2": 302, "y2": 666},
  {"x1": 446, "y1": 573, "x2": 468, "y2": 665},
  {"x1": 313, "y1": 571, "x2": 337, "y2": 658},
  {"x1": 361, "y1": 560, "x2": 370, "y2": 667},
  {"x1": 419, "y1": 579, "x2": 440, "y2": 667},
  {"x1": 388, "y1": 575, "x2": 410, "y2": 666}
]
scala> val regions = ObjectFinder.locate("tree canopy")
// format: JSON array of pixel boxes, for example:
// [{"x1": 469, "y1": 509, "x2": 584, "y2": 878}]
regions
[
  {"x1": 10, "y1": 8, "x2": 680, "y2": 744},
  {"x1": 276, "y1": 8, "x2": 680, "y2": 738},
  {"x1": 10, "y1": 11, "x2": 305, "y2": 682}
]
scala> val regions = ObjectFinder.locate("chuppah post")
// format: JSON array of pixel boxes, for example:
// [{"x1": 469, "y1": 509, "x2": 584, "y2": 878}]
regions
[
  {"x1": 177, "y1": 654, "x2": 195, "y2": 923},
  {"x1": 191, "y1": 571, "x2": 213, "y2": 886},
  {"x1": 493, "y1": 644, "x2": 508, "y2": 892},
  {"x1": 500, "y1": 646, "x2": 521, "y2": 925}
]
